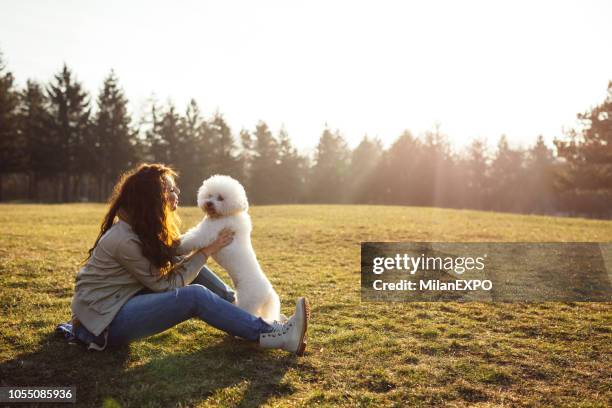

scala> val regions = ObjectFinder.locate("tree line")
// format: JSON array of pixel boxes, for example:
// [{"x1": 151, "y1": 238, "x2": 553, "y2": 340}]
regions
[{"x1": 0, "y1": 51, "x2": 610, "y2": 218}]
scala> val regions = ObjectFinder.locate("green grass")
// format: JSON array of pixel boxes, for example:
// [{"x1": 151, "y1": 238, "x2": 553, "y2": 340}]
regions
[{"x1": 1, "y1": 203, "x2": 611, "y2": 407}]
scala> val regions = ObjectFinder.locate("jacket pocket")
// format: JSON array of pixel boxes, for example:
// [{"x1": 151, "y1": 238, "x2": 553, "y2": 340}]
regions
[{"x1": 87, "y1": 288, "x2": 123, "y2": 315}]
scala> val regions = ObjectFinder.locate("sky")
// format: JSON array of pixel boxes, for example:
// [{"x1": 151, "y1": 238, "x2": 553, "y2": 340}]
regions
[{"x1": 1, "y1": 0, "x2": 611, "y2": 154}]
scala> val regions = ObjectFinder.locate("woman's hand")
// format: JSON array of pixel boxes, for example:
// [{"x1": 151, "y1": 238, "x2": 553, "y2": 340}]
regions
[{"x1": 199, "y1": 228, "x2": 235, "y2": 257}]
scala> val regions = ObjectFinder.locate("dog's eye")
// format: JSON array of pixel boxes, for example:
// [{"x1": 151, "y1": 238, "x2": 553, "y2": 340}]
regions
[{"x1": 218, "y1": 195, "x2": 224, "y2": 201}]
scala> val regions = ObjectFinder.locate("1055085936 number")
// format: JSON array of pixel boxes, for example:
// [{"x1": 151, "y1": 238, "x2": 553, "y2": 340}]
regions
[{"x1": 0, "y1": 387, "x2": 76, "y2": 403}]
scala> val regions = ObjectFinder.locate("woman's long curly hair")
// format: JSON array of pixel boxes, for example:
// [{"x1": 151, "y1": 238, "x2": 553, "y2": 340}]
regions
[{"x1": 85, "y1": 163, "x2": 181, "y2": 277}]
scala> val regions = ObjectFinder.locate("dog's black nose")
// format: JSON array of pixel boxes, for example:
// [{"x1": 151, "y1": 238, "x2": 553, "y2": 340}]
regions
[{"x1": 205, "y1": 201, "x2": 213, "y2": 208}]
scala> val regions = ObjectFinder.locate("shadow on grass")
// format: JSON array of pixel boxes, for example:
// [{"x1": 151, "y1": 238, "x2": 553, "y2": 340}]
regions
[{"x1": 1, "y1": 331, "x2": 296, "y2": 407}]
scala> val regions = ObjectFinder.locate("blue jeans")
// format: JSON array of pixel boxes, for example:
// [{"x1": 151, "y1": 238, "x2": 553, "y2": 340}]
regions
[{"x1": 74, "y1": 266, "x2": 273, "y2": 348}]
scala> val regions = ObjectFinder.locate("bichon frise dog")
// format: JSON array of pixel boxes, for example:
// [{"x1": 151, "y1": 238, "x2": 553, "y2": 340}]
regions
[{"x1": 178, "y1": 175, "x2": 281, "y2": 322}]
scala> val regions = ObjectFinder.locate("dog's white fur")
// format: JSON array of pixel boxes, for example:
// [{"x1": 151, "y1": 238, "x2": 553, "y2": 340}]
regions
[{"x1": 178, "y1": 175, "x2": 281, "y2": 322}]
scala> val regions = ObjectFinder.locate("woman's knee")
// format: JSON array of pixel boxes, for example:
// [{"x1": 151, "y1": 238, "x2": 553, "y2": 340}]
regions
[{"x1": 182, "y1": 284, "x2": 215, "y2": 312}]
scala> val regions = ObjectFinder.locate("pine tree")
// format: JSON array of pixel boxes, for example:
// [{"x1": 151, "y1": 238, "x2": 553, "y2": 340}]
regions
[
  {"x1": 369, "y1": 130, "x2": 421, "y2": 205},
  {"x1": 250, "y1": 121, "x2": 280, "y2": 204},
  {"x1": 525, "y1": 135, "x2": 556, "y2": 213},
  {"x1": 0, "y1": 51, "x2": 20, "y2": 201},
  {"x1": 417, "y1": 126, "x2": 454, "y2": 207},
  {"x1": 205, "y1": 112, "x2": 242, "y2": 179},
  {"x1": 309, "y1": 128, "x2": 351, "y2": 203},
  {"x1": 157, "y1": 102, "x2": 182, "y2": 165},
  {"x1": 93, "y1": 70, "x2": 137, "y2": 200},
  {"x1": 142, "y1": 97, "x2": 163, "y2": 162},
  {"x1": 554, "y1": 81, "x2": 612, "y2": 216},
  {"x1": 177, "y1": 99, "x2": 205, "y2": 204},
  {"x1": 489, "y1": 135, "x2": 526, "y2": 212},
  {"x1": 238, "y1": 128, "x2": 255, "y2": 190},
  {"x1": 276, "y1": 126, "x2": 307, "y2": 203},
  {"x1": 463, "y1": 139, "x2": 489, "y2": 210},
  {"x1": 47, "y1": 64, "x2": 91, "y2": 201},
  {"x1": 348, "y1": 135, "x2": 383, "y2": 202},
  {"x1": 18, "y1": 80, "x2": 51, "y2": 200}
]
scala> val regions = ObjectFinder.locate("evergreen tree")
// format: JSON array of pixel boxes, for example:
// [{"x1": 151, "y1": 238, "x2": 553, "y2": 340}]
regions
[
  {"x1": 0, "y1": 51, "x2": 20, "y2": 201},
  {"x1": 18, "y1": 80, "x2": 51, "y2": 200},
  {"x1": 157, "y1": 102, "x2": 182, "y2": 165},
  {"x1": 309, "y1": 128, "x2": 351, "y2": 203},
  {"x1": 93, "y1": 70, "x2": 137, "y2": 200},
  {"x1": 181, "y1": 99, "x2": 202, "y2": 149},
  {"x1": 554, "y1": 81, "x2": 612, "y2": 216},
  {"x1": 489, "y1": 135, "x2": 526, "y2": 211},
  {"x1": 47, "y1": 64, "x2": 92, "y2": 201},
  {"x1": 177, "y1": 99, "x2": 205, "y2": 204},
  {"x1": 238, "y1": 128, "x2": 255, "y2": 190},
  {"x1": 143, "y1": 100, "x2": 189, "y2": 175},
  {"x1": 369, "y1": 130, "x2": 421, "y2": 205},
  {"x1": 249, "y1": 121, "x2": 280, "y2": 204},
  {"x1": 417, "y1": 126, "x2": 454, "y2": 207},
  {"x1": 142, "y1": 97, "x2": 163, "y2": 162},
  {"x1": 348, "y1": 135, "x2": 383, "y2": 203},
  {"x1": 525, "y1": 135, "x2": 556, "y2": 213},
  {"x1": 276, "y1": 126, "x2": 307, "y2": 203},
  {"x1": 463, "y1": 138, "x2": 489, "y2": 209},
  {"x1": 205, "y1": 112, "x2": 242, "y2": 179}
]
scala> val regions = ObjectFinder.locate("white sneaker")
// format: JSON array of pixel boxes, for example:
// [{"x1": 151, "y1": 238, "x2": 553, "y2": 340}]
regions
[{"x1": 259, "y1": 297, "x2": 310, "y2": 355}]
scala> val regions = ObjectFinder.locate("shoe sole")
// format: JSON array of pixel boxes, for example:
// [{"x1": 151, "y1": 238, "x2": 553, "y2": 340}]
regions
[{"x1": 296, "y1": 297, "x2": 310, "y2": 356}]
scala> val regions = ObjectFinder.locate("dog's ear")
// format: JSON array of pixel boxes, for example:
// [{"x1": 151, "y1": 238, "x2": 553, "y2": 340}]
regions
[
  {"x1": 196, "y1": 182, "x2": 208, "y2": 210},
  {"x1": 236, "y1": 180, "x2": 249, "y2": 211},
  {"x1": 240, "y1": 191, "x2": 249, "y2": 212}
]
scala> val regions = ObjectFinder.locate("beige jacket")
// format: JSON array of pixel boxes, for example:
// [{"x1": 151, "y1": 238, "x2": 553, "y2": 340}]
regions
[{"x1": 71, "y1": 219, "x2": 207, "y2": 336}]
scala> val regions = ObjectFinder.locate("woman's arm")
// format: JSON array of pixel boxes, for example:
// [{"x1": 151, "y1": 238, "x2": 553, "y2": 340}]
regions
[
  {"x1": 116, "y1": 229, "x2": 234, "y2": 292},
  {"x1": 116, "y1": 237, "x2": 208, "y2": 292}
]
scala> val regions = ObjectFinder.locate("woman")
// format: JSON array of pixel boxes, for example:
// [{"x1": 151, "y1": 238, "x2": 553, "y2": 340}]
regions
[{"x1": 70, "y1": 163, "x2": 309, "y2": 355}]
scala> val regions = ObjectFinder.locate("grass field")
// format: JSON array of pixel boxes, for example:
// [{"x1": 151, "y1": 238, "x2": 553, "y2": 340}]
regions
[{"x1": 1, "y1": 203, "x2": 611, "y2": 407}]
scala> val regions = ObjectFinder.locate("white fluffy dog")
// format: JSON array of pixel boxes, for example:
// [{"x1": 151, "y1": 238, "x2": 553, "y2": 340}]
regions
[{"x1": 178, "y1": 175, "x2": 281, "y2": 322}]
